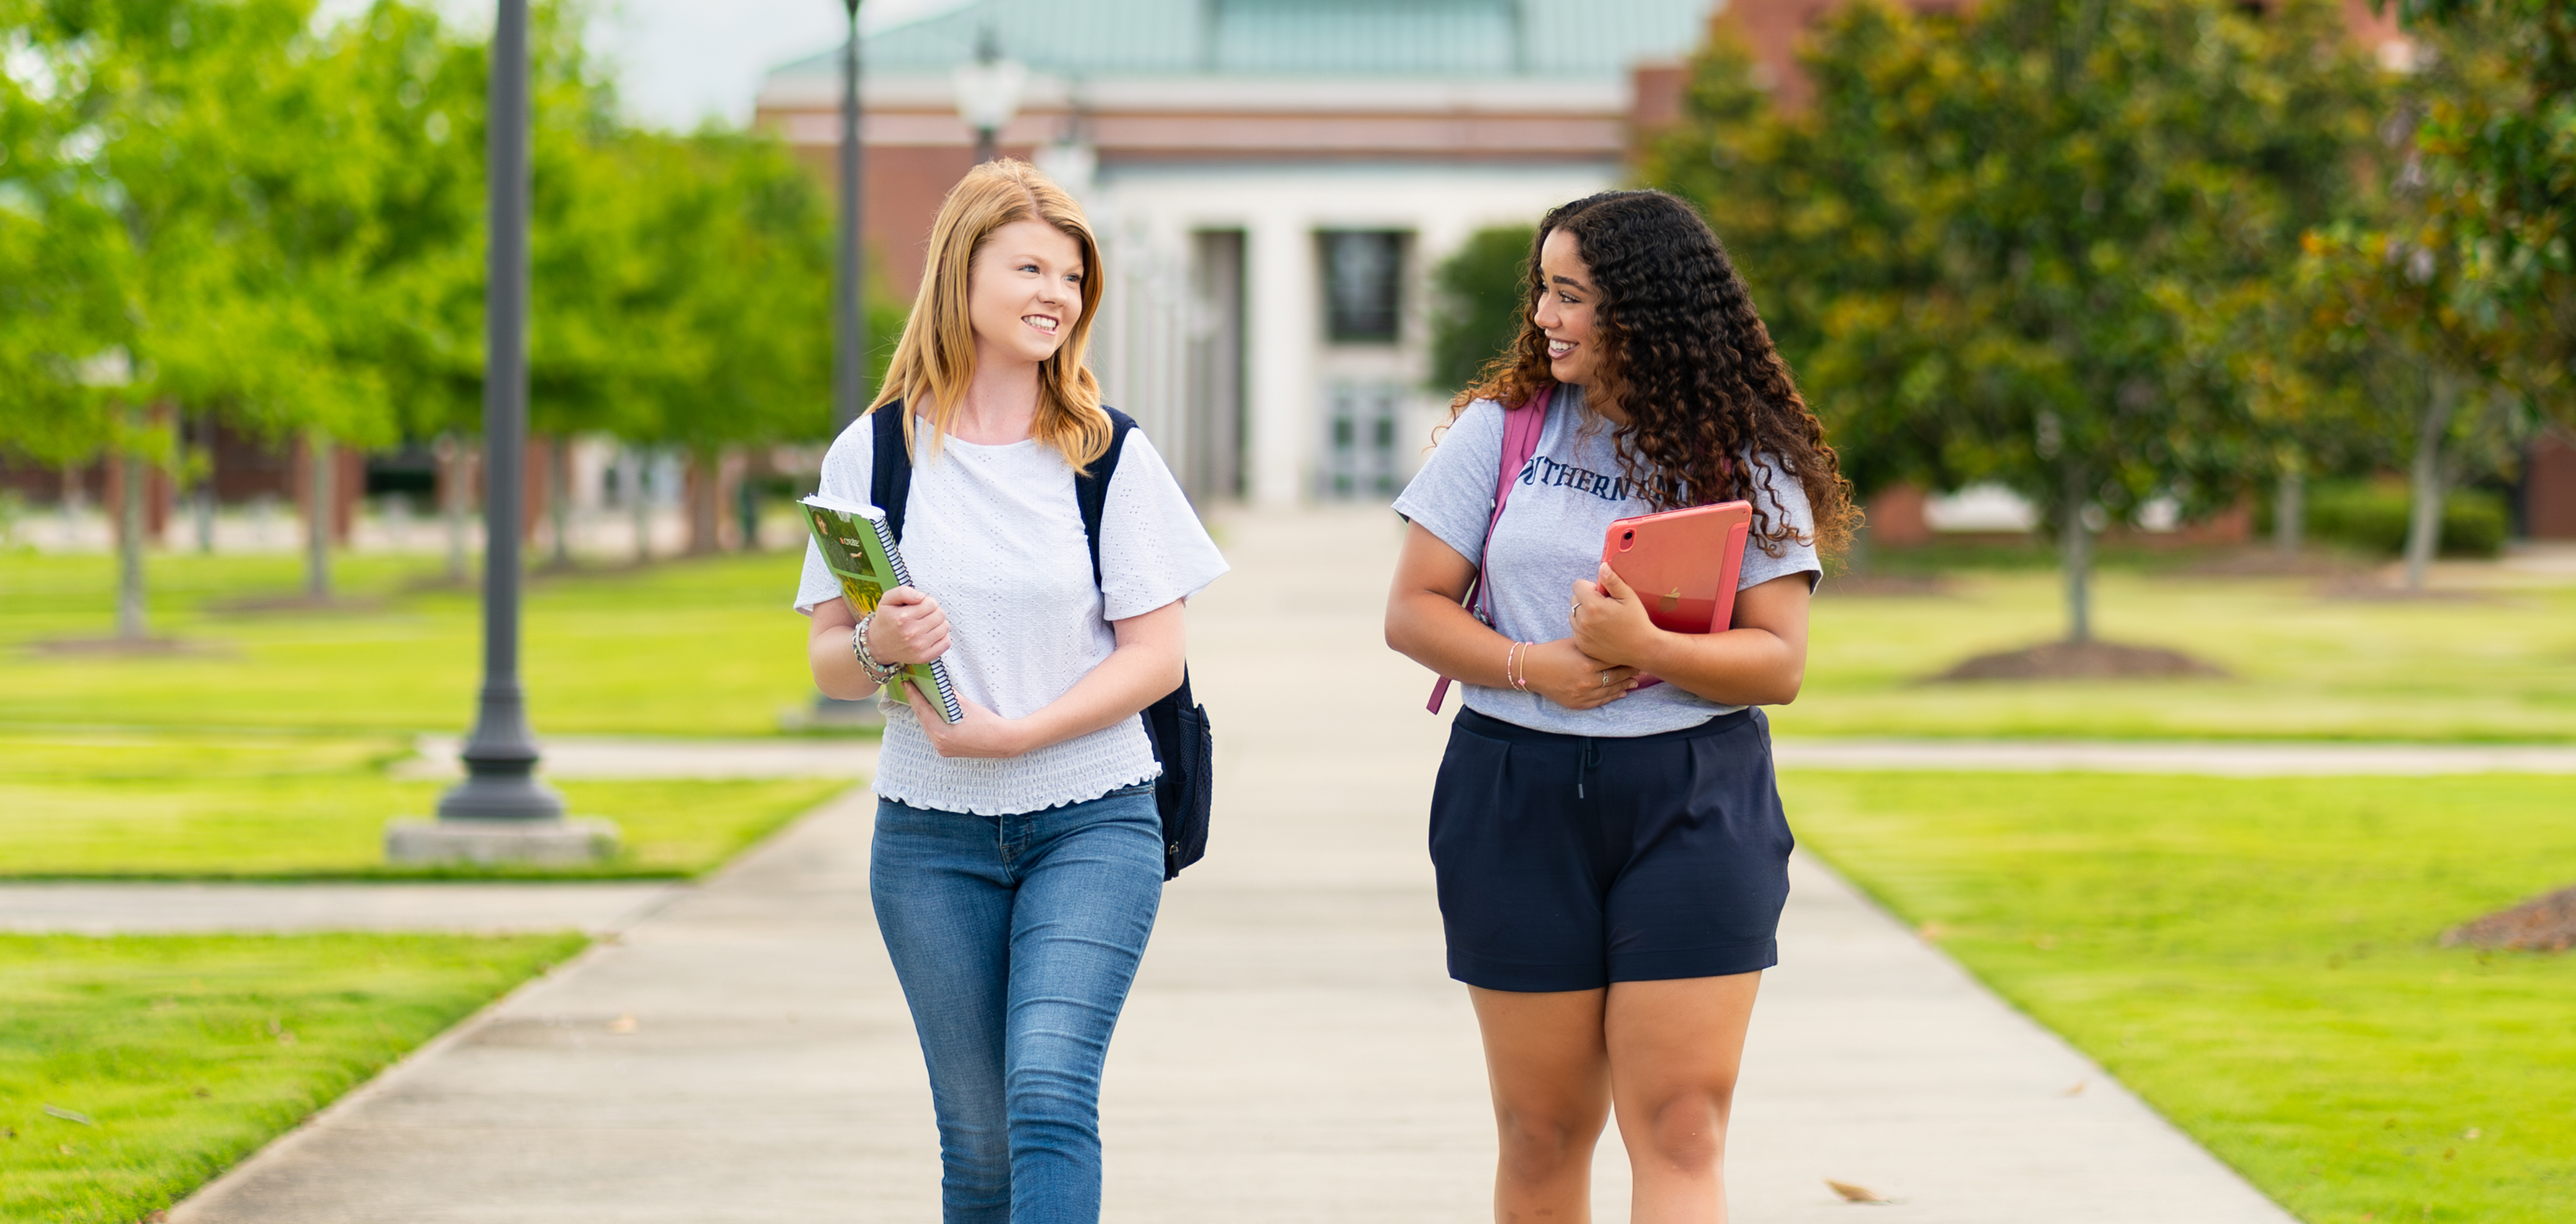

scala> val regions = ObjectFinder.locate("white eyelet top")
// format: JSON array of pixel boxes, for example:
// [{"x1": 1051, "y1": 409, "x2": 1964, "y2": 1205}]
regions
[{"x1": 794, "y1": 412, "x2": 1228, "y2": 815}]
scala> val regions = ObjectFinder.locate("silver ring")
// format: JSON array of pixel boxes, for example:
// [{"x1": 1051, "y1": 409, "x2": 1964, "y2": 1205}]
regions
[{"x1": 1599, "y1": 670, "x2": 1612, "y2": 687}]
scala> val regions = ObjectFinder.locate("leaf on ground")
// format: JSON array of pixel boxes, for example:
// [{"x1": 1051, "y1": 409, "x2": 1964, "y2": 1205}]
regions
[
  {"x1": 42, "y1": 1104, "x2": 95, "y2": 1125},
  {"x1": 1826, "y1": 1178, "x2": 1890, "y2": 1203},
  {"x1": 2063, "y1": 1079, "x2": 2087, "y2": 1096},
  {"x1": 609, "y1": 1013, "x2": 638, "y2": 1034}
]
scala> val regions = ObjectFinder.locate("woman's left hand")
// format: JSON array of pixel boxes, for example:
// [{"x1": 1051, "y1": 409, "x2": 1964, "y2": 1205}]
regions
[
  {"x1": 902, "y1": 684, "x2": 1031, "y2": 758},
  {"x1": 1570, "y1": 562, "x2": 1663, "y2": 670}
]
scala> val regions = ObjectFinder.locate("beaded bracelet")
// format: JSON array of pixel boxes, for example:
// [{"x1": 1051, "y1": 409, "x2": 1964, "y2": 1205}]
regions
[
  {"x1": 851, "y1": 614, "x2": 904, "y2": 685},
  {"x1": 1506, "y1": 640, "x2": 1532, "y2": 693}
]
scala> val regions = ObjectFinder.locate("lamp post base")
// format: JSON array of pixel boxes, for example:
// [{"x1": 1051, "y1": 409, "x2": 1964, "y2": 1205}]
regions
[{"x1": 386, "y1": 816, "x2": 620, "y2": 866}]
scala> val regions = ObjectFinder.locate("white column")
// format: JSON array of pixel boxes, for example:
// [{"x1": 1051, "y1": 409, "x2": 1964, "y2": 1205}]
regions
[{"x1": 1245, "y1": 212, "x2": 1315, "y2": 508}]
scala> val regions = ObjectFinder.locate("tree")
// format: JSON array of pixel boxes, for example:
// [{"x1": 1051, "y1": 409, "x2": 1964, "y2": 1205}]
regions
[
  {"x1": 39, "y1": 0, "x2": 428, "y2": 609},
  {"x1": 1643, "y1": 0, "x2": 2383, "y2": 643},
  {"x1": 1428, "y1": 224, "x2": 1536, "y2": 395},
  {"x1": 2304, "y1": 6, "x2": 2568, "y2": 588},
  {"x1": 2385, "y1": 0, "x2": 2576, "y2": 399}
]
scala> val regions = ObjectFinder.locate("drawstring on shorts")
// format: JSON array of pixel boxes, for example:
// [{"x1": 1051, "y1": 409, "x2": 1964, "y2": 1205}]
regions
[{"x1": 1577, "y1": 738, "x2": 1601, "y2": 798}]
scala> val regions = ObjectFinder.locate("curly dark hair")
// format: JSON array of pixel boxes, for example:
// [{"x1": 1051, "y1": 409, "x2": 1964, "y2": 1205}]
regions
[{"x1": 1453, "y1": 189, "x2": 1856, "y2": 557}]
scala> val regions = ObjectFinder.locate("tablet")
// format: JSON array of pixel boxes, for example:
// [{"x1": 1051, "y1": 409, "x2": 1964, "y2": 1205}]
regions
[{"x1": 1600, "y1": 499, "x2": 1754, "y2": 635}]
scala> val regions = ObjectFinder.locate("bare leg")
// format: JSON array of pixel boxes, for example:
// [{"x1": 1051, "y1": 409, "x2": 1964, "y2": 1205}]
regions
[
  {"x1": 1605, "y1": 973, "x2": 1762, "y2": 1224},
  {"x1": 1469, "y1": 986, "x2": 1614, "y2": 1224}
]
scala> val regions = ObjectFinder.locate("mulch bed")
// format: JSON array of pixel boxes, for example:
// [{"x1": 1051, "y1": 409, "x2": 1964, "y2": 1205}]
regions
[
  {"x1": 2314, "y1": 576, "x2": 2489, "y2": 603},
  {"x1": 1931, "y1": 640, "x2": 2230, "y2": 682},
  {"x1": 2182, "y1": 550, "x2": 2359, "y2": 578},
  {"x1": 2443, "y1": 886, "x2": 2576, "y2": 953}
]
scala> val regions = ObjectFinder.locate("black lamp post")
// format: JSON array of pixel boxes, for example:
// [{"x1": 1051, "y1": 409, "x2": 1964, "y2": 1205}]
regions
[
  {"x1": 832, "y1": 0, "x2": 867, "y2": 437},
  {"x1": 806, "y1": 0, "x2": 881, "y2": 731},
  {"x1": 421, "y1": 0, "x2": 584, "y2": 845}
]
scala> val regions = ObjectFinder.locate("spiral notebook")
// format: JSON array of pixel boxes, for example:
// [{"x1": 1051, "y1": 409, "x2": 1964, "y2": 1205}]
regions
[{"x1": 799, "y1": 494, "x2": 964, "y2": 723}]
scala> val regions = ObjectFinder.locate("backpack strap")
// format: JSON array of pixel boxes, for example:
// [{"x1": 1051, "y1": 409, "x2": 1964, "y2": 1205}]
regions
[
  {"x1": 1073, "y1": 408, "x2": 1137, "y2": 588},
  {"x1": 869, "y1": 401, "x2": 913, "y2": 540},
  {"x1": 1473, "y1": 388, "x2": 1552, "y2": 623},
  {"x1": 873, "y1": 399, "x2": 1136, "y2": 577},
  {"x1": 1426, "y1": 385, "x2": 1552, "y2": 714}
]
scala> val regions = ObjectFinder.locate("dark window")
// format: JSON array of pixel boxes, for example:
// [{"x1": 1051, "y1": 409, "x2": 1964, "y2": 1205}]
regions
[{"x1": 1320, "y1": 230, "x2": 1406, "y2": 343}]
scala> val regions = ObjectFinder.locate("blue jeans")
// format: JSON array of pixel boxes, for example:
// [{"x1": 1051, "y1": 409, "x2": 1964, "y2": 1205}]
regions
[{"x1": 871, "y1": 784, "x2": 1165, "y2": 1224}]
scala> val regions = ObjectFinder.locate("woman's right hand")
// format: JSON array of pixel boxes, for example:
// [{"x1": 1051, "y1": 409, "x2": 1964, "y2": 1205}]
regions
[
  {"x1": 1522, "y1": 638, "x2": 1638, "y2": 711},
  {"x1": 868, "y1": 586, "x2": 950, "y2": 665}
]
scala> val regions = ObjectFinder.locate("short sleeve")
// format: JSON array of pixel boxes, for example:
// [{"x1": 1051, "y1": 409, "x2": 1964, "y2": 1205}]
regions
[
  {"x1": 1390, "y1": 399, "x2": 1507, "y2": 565},
  {"x1": 1098, "y1": 432, "x2": 1229, "y2": 620},
  {"x1": 1737, "y1": 454, "x2": 1822, "y2": 591},
  {"x1": 792, "y1": 414, "x2": 879, "y2": 615}
]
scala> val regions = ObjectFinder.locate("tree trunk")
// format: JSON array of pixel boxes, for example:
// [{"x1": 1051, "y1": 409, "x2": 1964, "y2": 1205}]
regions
[
  {"x1": 435, "y1": 433, "x2": 473, "y2": 584},
  {"x1": 2061, "y1": 465, "x2": 2093, "y2": 644},
  {"x1": 116, "y1": 410, "x2": 148, "y2": 642},
  {"x1": 631, "y1": 446, "x2": 654, "y2": 565},
  {"x1": 548, "y1": 434, "x2": 574, "y2": 569},
  {"x1": 191, "y1": 412, "x2": 217, "y2": 554},
  {"x1": 2403, "y1": 372, "x2": 2457, "y2": 591},
  {"x1": 2273, "y1": 460, "x2": 2304, "y2": 558},
  {"x1": 305, "y1": 429, "x2": 334, "y2": 603},
  {"x1": 734, "y1": 453, "x2": 761, "y2": 553},
  {"x1": 685, "y1": 448, "x2": 723, "y2": 556}
]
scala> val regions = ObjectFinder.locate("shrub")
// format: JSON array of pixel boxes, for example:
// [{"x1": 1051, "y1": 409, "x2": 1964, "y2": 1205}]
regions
[
  {"x1": 1427, "y1": 225, "x2": 1537, "y2": 395},
  {"x1": 2297, "y1": 480, "x2": 2505, "y2": 557}
]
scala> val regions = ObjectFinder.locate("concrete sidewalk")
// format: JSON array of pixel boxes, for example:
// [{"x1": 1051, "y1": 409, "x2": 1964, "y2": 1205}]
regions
[
  {"x1": 171, "y1": 508, "x2": 2296, "y2": 1222},
  {"x1": 0, "y1": 881, "x2": 681, "y2": 935}
]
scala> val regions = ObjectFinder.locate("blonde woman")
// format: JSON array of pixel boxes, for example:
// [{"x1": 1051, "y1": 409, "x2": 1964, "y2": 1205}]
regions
[{"x1": 796, "y1": 160, "x2": 1226, "y2": 1223}]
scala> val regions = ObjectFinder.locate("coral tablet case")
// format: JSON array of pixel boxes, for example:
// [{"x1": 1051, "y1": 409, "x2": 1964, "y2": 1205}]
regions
[{"x1": 1602, "y1": 499, "x2": 1754, "y2": 649}]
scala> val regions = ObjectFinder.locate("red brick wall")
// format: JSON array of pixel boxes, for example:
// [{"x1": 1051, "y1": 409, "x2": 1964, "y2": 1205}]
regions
[{"x1": 2529, "y1": 430, "x2": 2576, "y2": 540}]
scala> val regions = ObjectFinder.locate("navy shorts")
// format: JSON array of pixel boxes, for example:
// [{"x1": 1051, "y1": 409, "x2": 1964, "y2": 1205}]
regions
[{"x1": 1429, "y1": 706, "x2": 1794, "y2": 992}]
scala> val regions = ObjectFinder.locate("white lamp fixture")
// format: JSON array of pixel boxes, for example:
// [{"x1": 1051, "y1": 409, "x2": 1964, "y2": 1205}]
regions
[{"x1": 952, "y1": 27, "x2": 1025, "y2": 162}]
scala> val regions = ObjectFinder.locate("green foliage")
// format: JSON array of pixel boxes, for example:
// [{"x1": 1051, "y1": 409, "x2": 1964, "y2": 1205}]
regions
[
  {"x1": 1642, "y1": 0, "x2": 2385, "y2": 636},
  {"x1": 0, "y1": 0, "x2": 853, "y2": 471},
  {"x1": 0, "y1": 931, "x2": 582, "y2": 1223},
  {"x1": 2261, "y1": 479, "x2": 2508, "y2": 557},
  {"x1": 0, "y1": 0, "x2": 129, "y2": 464},
  {"x1": 1426, "y1": 224, "x2": 1535, "y2": 395},
  {"x1": 2369, "y1": 0, "x2": 2576, "y2": 421},
  {"x1": 1787, "y1": 770, "x2": 2576, "y2": 1223}
]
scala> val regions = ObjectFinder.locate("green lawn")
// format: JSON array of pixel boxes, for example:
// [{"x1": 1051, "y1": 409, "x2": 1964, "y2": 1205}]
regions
[
  {"x1": 1786, "y1": 568, "x2": 2576, "y2": 741},
  {"x1": 0, "y1": 731, "x2": 850, "y2": 879},
  {"x1": 8, "y1": 547, "x2": 2576, "y2": 741},
  {"x1": 0, "y1": 550, "x2": 822, "y2": 736},
  {"x1": 1782, "y1": 770, "x2": 2576, "y2": 1223},
  {"x1": 0, "y1": 931, "x2": 586, "y2": 1224}
]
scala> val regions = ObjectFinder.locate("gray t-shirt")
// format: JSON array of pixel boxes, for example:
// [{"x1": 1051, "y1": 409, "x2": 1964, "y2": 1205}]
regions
[{"x1": 1391, "y1": 385, "x2": 1820, "y2": 737}]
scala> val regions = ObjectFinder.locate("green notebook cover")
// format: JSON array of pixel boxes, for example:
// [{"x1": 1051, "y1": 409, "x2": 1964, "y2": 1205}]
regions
[{"x1": 800, "y1": 494, "x2": 964, "y2": 723}]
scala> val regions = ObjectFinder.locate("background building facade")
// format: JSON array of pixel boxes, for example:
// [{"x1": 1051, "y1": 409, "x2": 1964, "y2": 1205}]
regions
[{"x1": 755, "y1": 0, "x2": 1717, "y2": 506}]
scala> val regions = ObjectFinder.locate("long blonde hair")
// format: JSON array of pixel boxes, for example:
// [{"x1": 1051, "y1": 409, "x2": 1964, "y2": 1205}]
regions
[{"x1": 870, "y1": 159, "x2": 1112, "y2": 472}]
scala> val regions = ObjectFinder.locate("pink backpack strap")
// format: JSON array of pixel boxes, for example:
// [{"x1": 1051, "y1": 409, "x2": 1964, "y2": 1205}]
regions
[{"x1": 1427, "y1": 385, "x2": 1552, "y2": 713}]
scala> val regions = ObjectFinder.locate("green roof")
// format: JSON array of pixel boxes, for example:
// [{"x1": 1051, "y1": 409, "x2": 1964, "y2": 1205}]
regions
[{"x1": 776, "y1": 0, "x2": 1712, "y2": 80}]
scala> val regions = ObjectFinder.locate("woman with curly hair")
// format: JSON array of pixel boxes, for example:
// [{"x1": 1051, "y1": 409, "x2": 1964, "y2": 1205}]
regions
[{"x1": 1385, "y1": 189, "x2": 1855, "y2": 1221}]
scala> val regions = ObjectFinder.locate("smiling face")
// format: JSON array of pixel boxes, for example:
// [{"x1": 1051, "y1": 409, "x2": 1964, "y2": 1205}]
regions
[
  {"x1": 1532, "y1": 226, "x2": 1603, "y2": 388},
  {"x1": 968, "y1": 218, "x2": 1086, "y2": 368}
]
